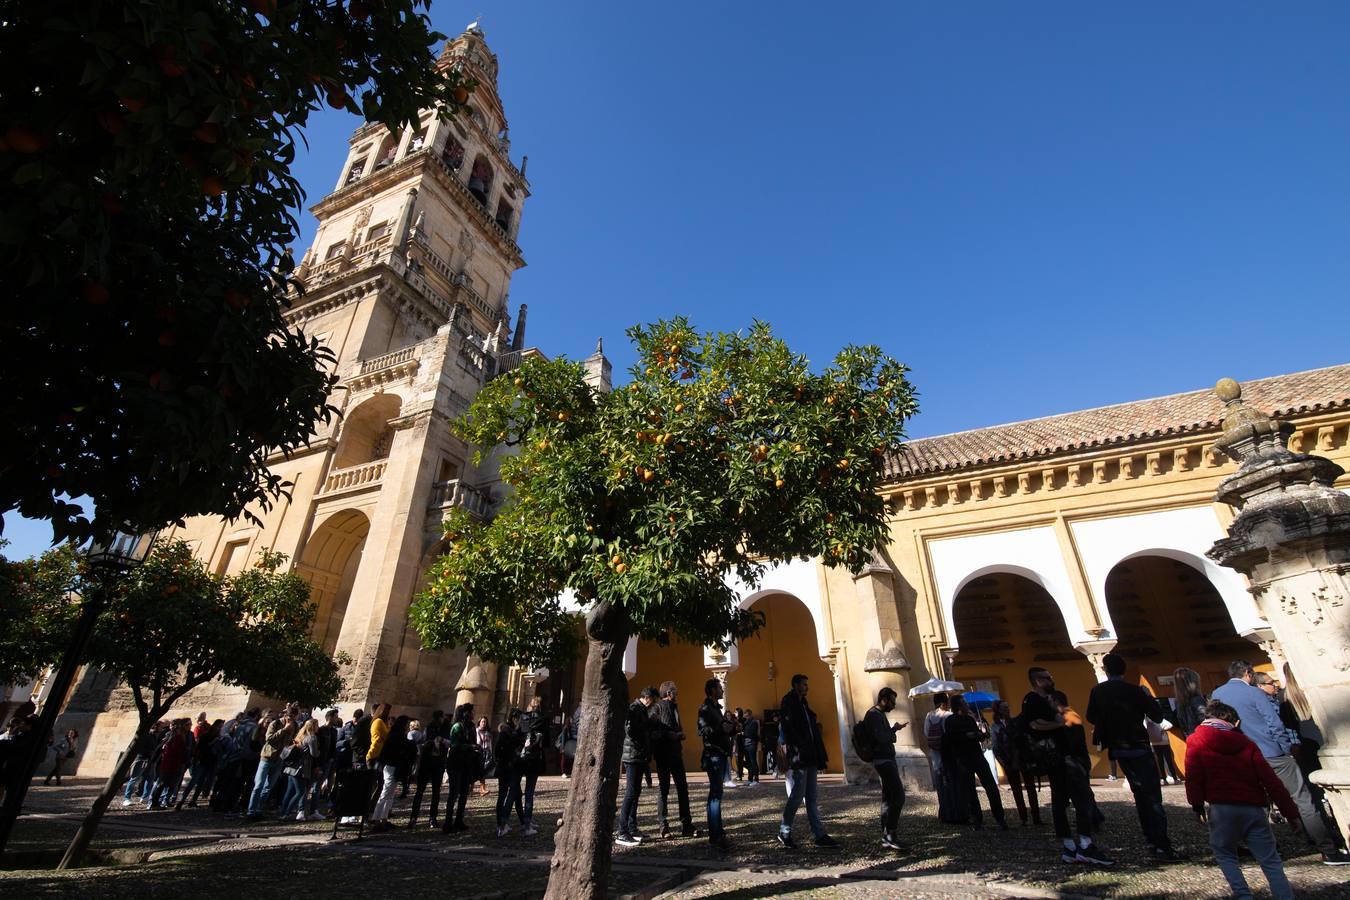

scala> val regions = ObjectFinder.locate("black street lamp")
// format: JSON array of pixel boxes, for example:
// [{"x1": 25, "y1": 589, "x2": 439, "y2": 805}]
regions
[{"x1": 0, "y1": 529, "x2": 157, "y2": 856}]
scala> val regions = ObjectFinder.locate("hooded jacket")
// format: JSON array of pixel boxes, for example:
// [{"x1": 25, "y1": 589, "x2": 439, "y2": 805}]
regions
[{"x1": 1184, "y1": 720, "x2": 1299, "y2": 822}]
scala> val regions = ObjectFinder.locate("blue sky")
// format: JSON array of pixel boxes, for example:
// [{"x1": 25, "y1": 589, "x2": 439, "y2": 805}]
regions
[{"x1": 5, "y1": 2, "x2": 1349, "y2": 558}]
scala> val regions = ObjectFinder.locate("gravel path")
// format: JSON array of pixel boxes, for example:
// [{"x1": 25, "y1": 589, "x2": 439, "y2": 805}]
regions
[{"x1": 4, "y1": 775, "x2": 1346, "y2": 898}]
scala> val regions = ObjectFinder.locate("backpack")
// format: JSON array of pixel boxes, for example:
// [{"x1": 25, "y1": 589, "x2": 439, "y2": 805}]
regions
[
  {"x1": 1010, "y1": 713, "x2": 1061, "y2": 775},
  {"x1": 851, "y1": 719, "x2": 877, "y2": 763},
  {"x1": 925, "y1": 712, "x2": 946, "y2": 751}
]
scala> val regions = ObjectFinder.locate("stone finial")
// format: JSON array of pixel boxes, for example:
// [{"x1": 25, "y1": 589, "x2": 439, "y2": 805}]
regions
[{"x1": 1213, "y1": 376, "x2": 1293, "y2": 464}]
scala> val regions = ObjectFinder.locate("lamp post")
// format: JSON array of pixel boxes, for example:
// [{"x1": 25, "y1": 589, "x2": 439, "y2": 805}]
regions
[{"x1": 0, "y1": 529, "x2": 156, "y2": 856}]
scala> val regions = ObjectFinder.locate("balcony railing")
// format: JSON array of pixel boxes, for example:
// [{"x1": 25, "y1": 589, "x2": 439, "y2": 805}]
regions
[
  {"x1": 359, "y1": 346, "x2": 418, "y2": 376},
  {"x1": 322, "y1": 460, "x2": 387, "y2": 494},
  {"x1": 429, "y1": 479, "x2": 491, "y2": 519}
]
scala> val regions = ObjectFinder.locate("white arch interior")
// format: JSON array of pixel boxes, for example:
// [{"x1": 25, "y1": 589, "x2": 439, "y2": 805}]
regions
[
  {"x1": 1069, "y1": 506, "x2": 1266, "y2": 637},
  {"x1": 928, "y1": 526, "x2": 1087, "y2": 648}
]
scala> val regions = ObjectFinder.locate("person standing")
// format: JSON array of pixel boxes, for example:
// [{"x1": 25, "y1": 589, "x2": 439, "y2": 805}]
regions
[
  {"x1": 560, "y1": 704, "x2": 579, "y2": 780},
  {"x1": 474, "y1": 713, "x2": 493, "y2": 797},
  {"x1": 410, "y1": 709, "x2": 448, "y2": 828},
  {"x1": 1185, "y1": 700, "x2": 1301, "y2": 899},
  {"x1": 862, "y1": 687, "x2": 907, "y2": 850},
  {"x1": 740, "y1": 708, "x2": 761, "y2": 786},
  {"x1": 310, "y1": 708, "x2": 339, "y2": 816},
  {"x1": 943, "y1": 695, "x2": 1007, "y2": 830},
  {"x1": 279, "y1": 718, "x2": 319, "y2": 820},
  {"x1": 697, "y1": 677, "x2": 733, "y2": 851},
  {"x1": 177, "y1": 719, "x2": 222, "y2": 809},
  {"x1": 1022, "y1": 667, "x2": 1111, "y2": 866},
  {"x1": 493, "y1": 712, "x2": 523, "y2": 837},
  {"x1": 441, "y1": 704, "x2": 476, "y2": 832},
  {"x1": 247, "y1": 708, "x2": 296, "y2": 817},
  {"x1": 777, "y1": 673, "x2": 839, "y2": 849},
  {"x1": 991, "y1": 700, "x2": 1040, "y2": 826},
  {"x1": 1085, "y1": 653, "x2": 1180, "y2": 860},
  {"x1": 1212, "y1": 660, "x2": 1340, "y2": 863},
  {"x1": 617, "y1": 686, "x2": 657, "y2": 847},
  {"x1": 923, "y1": 693, "x2": 955, "y2": 821},
  {"x1": 44, "y1": 728, "x2": 78, "y2": 786},
  {"x1": 517, "y1": 696, "x2": 547, "y2": 835},
  {"x1": 650, "y1": 680, "x2": 698, "y2": 839},
  {"x1": 1171, "y1": 668, "x2": 1207, "y2": 739},
  {"x1": 370, "y1": 712, "x2": 409, "y2": 830}
]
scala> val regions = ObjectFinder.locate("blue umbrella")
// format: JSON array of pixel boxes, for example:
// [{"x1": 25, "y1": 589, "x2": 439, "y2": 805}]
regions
[{"x1": 964, "y1": 691, "x2": 1000, "y2": 709}]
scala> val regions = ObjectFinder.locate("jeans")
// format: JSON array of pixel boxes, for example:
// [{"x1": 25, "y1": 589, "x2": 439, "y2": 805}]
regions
[
  {"x1": 656, "y1": 753, "x2": 693, "y2": 831},
  {"x1": 150, "y1": 767, "x2": 185, "y2": 807},
  {"x1": 1116, "y1": 751, "x2": 1171, "y2": 849},
  {"x1": 875, "y1": 759, "x2": 905, "y2": 837},
  {"x1": 495, "y1": 774, "x2": 520, "y2": 828},
  {"x1": 780, "y1": 766, "x2": 824, "y2": 839},
  {"x1": 741, "y1": 740, "x2": 759, "y2": 782},
  {"x1": 619, "y1": 761, "x2": 644, "y2": 837},
  {"x1": 122, "y1": 756, "x2": 149, "y2": 801},
  {"x1": 410, "y1": 756, "x2": 444, "y2": 826},
  {"x1": 247, "y1": 757, "x2": 282, "y2": 815},
  {"x1": 704, "y1": 754, "x2": 726, "y2": 841},
  {"x1": 1208, "y1": 803, "x2": 1294, "y2": 900},
  {"x1": 518, "y1": 768, "x2": 540, "y2": 825},
  {"x1": 181, "y1": 759, "x2": 216, "y2": 805},
  {"x1": 1048, "y1": 757, "x2": 1096, "y2": 840},
  {"x1": 442, "y1": 758, "x2": 472, "y2": 830},
  {"x1": 279, "y1": 774, "x2": 310, "y2": 817},
  {"x1": 1266, "y1": 754, "x2": 1329, "y2": 847}
]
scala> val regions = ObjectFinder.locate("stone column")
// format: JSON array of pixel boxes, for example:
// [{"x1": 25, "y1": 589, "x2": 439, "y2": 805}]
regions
[
  {"x1": 854, "y1": 550, "x2": 930, "y2": 788},
  {"x1": 1074, "y1": 639, "x2": 1118, "y2": 682},
  {"x1": 1205, "y1": 377, "x2": 1350, "y2": 835}
]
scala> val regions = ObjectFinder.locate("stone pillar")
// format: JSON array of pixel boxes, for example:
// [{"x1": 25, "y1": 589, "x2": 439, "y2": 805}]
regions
[
  {"x1": 1205, "y1": 377, "x2": 1350, "y2": 837},
  {"x1": 854, "y1": 550, "x2": 930, "y2": 788},
  {"x1": 1074, "y1": 639, "x2": 1118, "y2": 682}
]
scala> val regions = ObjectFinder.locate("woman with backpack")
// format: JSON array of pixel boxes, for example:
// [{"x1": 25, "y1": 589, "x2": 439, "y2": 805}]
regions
[
  {"x1": 991, "y1": 700, "x2": 1041, "y2": 826},
  {"x1": 279, "y1": 718, "x2": 320, "y2": 820}
]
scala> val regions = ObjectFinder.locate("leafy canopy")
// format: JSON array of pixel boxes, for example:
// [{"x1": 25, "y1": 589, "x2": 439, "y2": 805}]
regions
[
  {"x1": 411, "y1": 319, "x2": 917, "y2": 666},
  {"x1": 0, "y1": 1, "x2": 471, "y2": 543},
  {"x1": 0, "y1": 541, "x2": 84, "y2": 686},
  {"x1": 0, "y1": 540, "x2": 339, "y2": 715},
  {"x1": 87, "y1": 542, "x2": 341, "y2": 716}
]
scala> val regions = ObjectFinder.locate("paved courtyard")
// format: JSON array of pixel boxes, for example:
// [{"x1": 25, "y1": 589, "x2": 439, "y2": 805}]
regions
[{"x1": 2, "y1": 774, "x2": 1345, "y2": 898}]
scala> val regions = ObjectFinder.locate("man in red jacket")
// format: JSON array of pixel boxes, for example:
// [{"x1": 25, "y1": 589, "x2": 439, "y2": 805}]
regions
[{"x1": 1185, "y1": 700, "x2": 1302, "y2": 900}]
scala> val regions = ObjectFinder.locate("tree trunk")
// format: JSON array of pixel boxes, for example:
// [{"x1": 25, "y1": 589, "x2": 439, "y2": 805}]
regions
[
  {"x1": 58, "y1": 726, "x2": 145, "y2": 869},
  {"x1": 543, "y1": 601, "x2": 629, "y2": 900}
]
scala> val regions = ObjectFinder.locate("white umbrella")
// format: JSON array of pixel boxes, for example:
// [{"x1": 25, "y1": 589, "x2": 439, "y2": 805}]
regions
[{"x1": 907, "y1": 677, "x2": 966, "y2": 698}]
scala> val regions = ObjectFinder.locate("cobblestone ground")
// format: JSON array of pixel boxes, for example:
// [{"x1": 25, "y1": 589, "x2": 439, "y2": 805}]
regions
[{"x1": 3, "y1": 774, "x2": 1346, "y2": 898}]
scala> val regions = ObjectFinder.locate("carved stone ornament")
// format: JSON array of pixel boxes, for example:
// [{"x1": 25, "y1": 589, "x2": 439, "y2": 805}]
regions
[{"x1": 864, "y1": 638, "x2": 911, "y2": 672}]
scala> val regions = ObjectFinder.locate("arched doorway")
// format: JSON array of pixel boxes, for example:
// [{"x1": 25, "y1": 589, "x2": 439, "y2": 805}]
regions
[
  {"x1": 729, "y1": 593, "x2": 841, "y2": 774},
  {"x1": 951, "y1": 573, "x2": 1097, "y2": 745},
  {"x1": 297, "y1": 509, "x2": 370, "y2": 655},
  {"x1": 1105, "y1": 555, "x2": 1269, "y2": 696},
  {"x1": 630, "y1": 635, "x2": 709, "y2": 771}
]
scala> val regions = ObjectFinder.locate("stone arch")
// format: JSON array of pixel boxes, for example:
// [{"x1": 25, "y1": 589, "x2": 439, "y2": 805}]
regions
[
  {"x1": 1069, "y1": 507, "x2": 1268, "y2": 639},
  {"x1": 1103, "y1": 554, "x2": 1269, "y2": 694},
  {"x1": 297, "y1": 509, "x2": 371, "y2": 655},
  {"x1": 467, "y1": 154, "x2": 494, "y2": 207},
  {"x1": 440, "y1": 132, "x2": 465, "y2": 173},
  {"x1": 729, "y1": 591, "x2": 842, "y2": 774},
  {"x1": 950, "y1": 571, "x2": 1100, "y2": 771},
  {"x1": 333, "y1": 393, "x2": 402, "y2": 469}
]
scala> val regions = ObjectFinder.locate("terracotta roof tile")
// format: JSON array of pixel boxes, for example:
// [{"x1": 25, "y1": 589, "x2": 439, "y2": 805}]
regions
[{"x1": 885, "y1": 364, "x2": 1350, "y2": 481}]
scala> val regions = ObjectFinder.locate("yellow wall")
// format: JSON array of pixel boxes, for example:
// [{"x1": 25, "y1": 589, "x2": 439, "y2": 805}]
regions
[
  {"x1": 730, "y1": 593, "x2": 841, "y2": 773},
  {"x1": 631, "y1": 637, "x2": 713, "y2": 772}
]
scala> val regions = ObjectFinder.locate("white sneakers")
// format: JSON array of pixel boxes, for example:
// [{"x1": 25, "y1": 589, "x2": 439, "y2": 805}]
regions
[{"x1": 523, "y1": 824, "x2": 539, "y2": 836}]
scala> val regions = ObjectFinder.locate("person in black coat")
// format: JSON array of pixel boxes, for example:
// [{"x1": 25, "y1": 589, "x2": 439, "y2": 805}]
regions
[
  {"x1": 650, "y1": 680, "x2": 698, "y2": 838},
  {"x1": 941, "y1": 695, "x2": 1006, "y2": 830},
  {"x1": 617, "y1": 686, "x2": 658, "y2": 845},
  {"x1": 776, "y1": 674, "x2": 838, "y2": 848},
  {"x1": 741, "y1": 709, "x2": 761, "y2": 785},
  {"x1": 697, "y1": 677, "x2": 734, "y2": 851}
]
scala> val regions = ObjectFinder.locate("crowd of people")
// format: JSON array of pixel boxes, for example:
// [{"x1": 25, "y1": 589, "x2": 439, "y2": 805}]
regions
[
  {"x1": 917, "y1": 655, "x2": 1347, "y2": 899},
  {"x1": 5, "y1": 653, "x2": 1347, "y2": 895}
]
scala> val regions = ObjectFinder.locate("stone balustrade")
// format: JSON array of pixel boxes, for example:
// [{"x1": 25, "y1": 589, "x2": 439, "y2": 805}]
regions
[
  {"x1": 360, "y1": 346, "x2": 418, "y2": 376},
  {"x1": 322, "y1": 460, "x2": 388, "y2": 494},
  {"x1": 429, "y1": 478, "x2": 491, "y2": 519}
]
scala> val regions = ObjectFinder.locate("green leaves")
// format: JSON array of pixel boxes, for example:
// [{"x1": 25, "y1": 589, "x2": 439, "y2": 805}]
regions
[
  {"x1": 412, "y1": 319, "x2": 918, "y2": 666},
  {"x1": 0, "y1": 541, "x2": 84, "y2": 684},
  {"x1": 0, "y1": 1, "x2": 472, "y2": 544}
]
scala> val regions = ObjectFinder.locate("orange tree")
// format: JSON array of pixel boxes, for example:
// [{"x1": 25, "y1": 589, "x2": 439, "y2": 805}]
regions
[
  {"x1": 0, "y1": 0, "x2": 470, "y2": 543},
  {"x1": 56, "y1": 541, "x2": 340, "y2": 868},
  {"x1": 411, "y1": 319, "x2": 917, "y2": 899}
]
